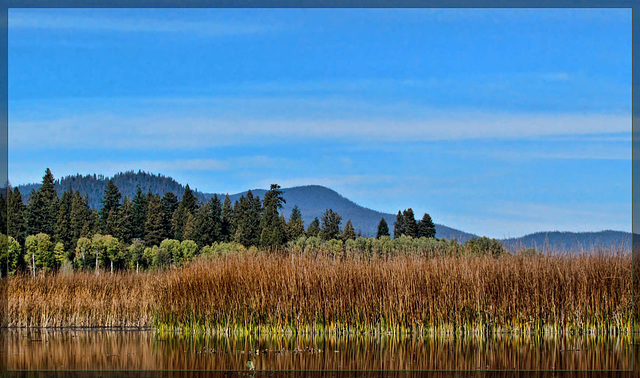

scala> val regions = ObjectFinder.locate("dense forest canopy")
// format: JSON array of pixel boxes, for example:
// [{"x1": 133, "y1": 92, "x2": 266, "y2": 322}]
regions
[{"x1": 1, "y1": 169, "x2": 445, "y2": 276}]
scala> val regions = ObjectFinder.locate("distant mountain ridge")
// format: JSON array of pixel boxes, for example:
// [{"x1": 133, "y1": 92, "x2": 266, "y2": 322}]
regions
[
  {"x1": 14, "y1": 171, "x2": 631, "y2": 247},
  {"x1": 14, "y1": 171, "x2": 474, "y2": 240}
]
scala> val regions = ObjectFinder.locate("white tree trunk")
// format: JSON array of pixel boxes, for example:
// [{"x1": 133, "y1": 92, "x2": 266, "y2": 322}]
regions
[
  {"x1": 136, "y1": 261, "x2": 139, "y2": 274},
  {"x1": 111, "y1": 260, "x2": 113, "y2": 275},
  {"x1": 95, "y1": 252, "x2": 99, "y2": 276},
  {"x1": 32, "y1": 253, "x2": 35, "y2": 277}
]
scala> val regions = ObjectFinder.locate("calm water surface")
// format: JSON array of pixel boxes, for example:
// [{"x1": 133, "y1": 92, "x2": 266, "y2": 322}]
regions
[{"x1": 7, "y1": 329, "x2": 637, "y2": 371}]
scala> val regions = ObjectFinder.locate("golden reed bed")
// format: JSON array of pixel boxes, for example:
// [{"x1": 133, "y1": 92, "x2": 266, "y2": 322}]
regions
[{"x1": 8, "y1": 251, "x2": 634, "y2": 335}]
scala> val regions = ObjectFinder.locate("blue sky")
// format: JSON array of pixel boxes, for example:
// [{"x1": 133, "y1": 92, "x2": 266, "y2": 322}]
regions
[{"x1": 8, "y1": 8, "x2": 631, "y2": 238}]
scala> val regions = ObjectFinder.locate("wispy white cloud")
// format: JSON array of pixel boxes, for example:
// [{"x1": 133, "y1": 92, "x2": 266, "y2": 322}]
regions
[
  {"x1": 8, "y1": 10, "x2": 279, "y2": 36},
  {"x1": 9, "y1": 110, "x2": 631, "y2": 151}
]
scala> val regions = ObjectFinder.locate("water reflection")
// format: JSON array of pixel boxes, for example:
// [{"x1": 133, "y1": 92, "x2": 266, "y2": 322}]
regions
[{"x1": 8, "y1": 329, "x2": 635, "y2": 371}]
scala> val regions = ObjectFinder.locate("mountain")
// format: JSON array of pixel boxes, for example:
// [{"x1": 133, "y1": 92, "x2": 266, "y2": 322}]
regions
[
  {"x1": 15, "y1": 171, "x2": 210, "y2": 209},
  {"x1": 210, "y1": 185, "x2": 477, "y2": 241},
  {"x1": 502, "y1": 230, "x2": 632, "y2": 252},
  {"x1": 15, "y1": 171, "x2": 474, "y2": 241}
]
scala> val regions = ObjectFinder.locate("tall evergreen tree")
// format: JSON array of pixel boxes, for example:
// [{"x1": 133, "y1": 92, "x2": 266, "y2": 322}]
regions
[
  {"x1": 287, "y1": 205, "x2": 305, "y2": 241},
  {"x1": 100, "y1": 179, "x2": 121, "y2": 234},
  {"x1": 70, "y1": 191, "x2": 93, "y2": 242},
  {"x1": 25, "y1": 168, "x2": 59, "y2": 236},
  {"x1": 221, "y1": 194, "x2": 234, "y2": 242},
  {"x1": 144, "y1": 194, "x2": 164, "y2": 246},
  {"x1": 320, "y1": 209, "x2": 342, "y2": 241},
  {"x1": 160, "y1": 192, "x2": 179, "y2": 240},
  {"x1": 193, "y1": 195, "x2": 223, "y2": 247},
  {"x1": 402, "y1": 208, "x2": 418, "y2": 238},
  {"x1": 393, "y1": 211, "x2": 404, "y2": 239},
  {"x1": 233, "y1": 191, "x2": 261, "y2": 247},
  {"x1": 54, "y1": 188, "x2": 73, "y2": 251},
  {"x1": 118, "y1": 196, "x2": 134, "y2": 244},
  {"x1": 0, "y1": 188, "x2": 6, "y2": 236},
  {"x1": 130, "y1": 187, "x2": 148, "y2": 240},
  {"x1": 172, "y1": 184, "x2": 199, "y2": 241},
  {"x1": 376, "y1": 217, "x2": 390, "y2": 239},
  {"x1": 342, "y1": 219, "x2": 356, "y2": 241},
  {"x1": 7, "y1": 187, "x2": 26, "y2": 244},
  {"x1": 417, "y1": 213, "x2": 436, "y2": 238},
  {"x1": 260, "y1": 184, "x2": 287, "y2": 247},
  {"x1": 306, "y1": 217, "x2": 321, "y2": 237}
]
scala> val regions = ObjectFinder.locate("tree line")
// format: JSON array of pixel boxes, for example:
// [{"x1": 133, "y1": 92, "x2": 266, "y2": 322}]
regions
[{"x1": 0, "y1": 169, "x2": 437, "y2": 275}]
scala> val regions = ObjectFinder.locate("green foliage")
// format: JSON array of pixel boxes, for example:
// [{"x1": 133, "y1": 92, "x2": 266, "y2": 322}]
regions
[
  {"x1": 221, "y1": 194, "x2": 235, "y2": 242},
  {"x1": 393, "y1": 211, "x2": 404, "y2": 239},
  {"x1": 306, "y1": 217, "x2": 320, "y2": 237},
  {"x1": 402, "y1": 208, "x2": 418, "y2": 238},
  {"x1": 286, "y1": 205, "x2": 305, "y2": 241},
  {"x1": 127, "y1": 239, "x2": 147, "y2": 271},
  {"x1": 25, "y1": 169, "x2": 59, "y2": 237},
  {"x1": 25, "y1": 233, "x2": 55, "y2": 275},
  {"x1": 180, "y1": 240, "x2": 199, "y2": 262},
  {"x1": 145, "y1": 194, "x2": 164, "y2": 246},
  {"x1": 417, "y1": 213, "x2": 436, "y2": 238},
  {"x1": 193, "y1": 195, "x2": 223, "y2": 247},
  {"x1": 6, "y1": 235, "x2": 22, "y2": 275},
  {"x1": 376, "y1": 217, "x2": 390, "y2": 239},
  {"x1": 464, "y1": 237, "x2": 506, "y2": 257},
  {"x1": 131, "y1": 188, "x2": 149, "y2": 240},
  {"x1": 172, "y1": 185, "x2": 199, "y2": 241},
  {"x1": 7, "y1": 187, "x2": 26, "y2": 244},
  {"x1": 320, "y1": 209, "x2": 342, "y2": 241},
  {"x1": 161, "y1": 192, "x2": 179, "y2": 240},
  {"x1": 233, "y1": 191, "x2": 262, "y2": 247},
  {"x1": 100, "y1": 179, "x2": 122, "y2": 233},
  {"x1": 73, "y1": 237, "x2": 94, "y2": 270},
  {"x1": 117, "y1": 197, "x2": 134, "y2": 244},
  {"x1": 260, "y1": 184, "x2": 287, "y2": 247},
  {"x1": 54, "y1": 189, "x2": 73, "y2": 252},
  {"x1": 342, "y1": 220, "x2": 356, "y2": 241}
]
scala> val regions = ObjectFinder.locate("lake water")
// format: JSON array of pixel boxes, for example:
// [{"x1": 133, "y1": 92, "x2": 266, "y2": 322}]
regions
[{"x1": 6, "y1": 329, "x2": 638, "y2": 371}]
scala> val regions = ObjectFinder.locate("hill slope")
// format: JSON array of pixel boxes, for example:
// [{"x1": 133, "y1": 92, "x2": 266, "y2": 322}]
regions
[
  {"x1": 214, "y1": 185, "x2": 477, "y2": 241},
  {"x1": 502, "y1": 230, "x2": 632, "y2": 251},
  {"x1": 16, "y1": 172, "x2": 474, "y2": 241}
]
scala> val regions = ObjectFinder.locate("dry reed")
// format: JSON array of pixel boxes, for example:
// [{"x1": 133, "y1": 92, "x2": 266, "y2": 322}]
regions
[{"x1": 8, "y1": 249, "x2": 634, "y2": 335}]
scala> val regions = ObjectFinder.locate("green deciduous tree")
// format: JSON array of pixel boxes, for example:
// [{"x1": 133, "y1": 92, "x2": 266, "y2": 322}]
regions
[
  {"x1": 25, "y1": 233, "x2": 55, "y2": 276},
  {"x1": 6, "y1": 235, "x2": 22, "y2": 275}
]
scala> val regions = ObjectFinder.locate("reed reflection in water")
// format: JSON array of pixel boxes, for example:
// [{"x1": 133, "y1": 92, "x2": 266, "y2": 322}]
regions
[{"x1": 8, "y1": 330, "x2": 635, "y2": 371}]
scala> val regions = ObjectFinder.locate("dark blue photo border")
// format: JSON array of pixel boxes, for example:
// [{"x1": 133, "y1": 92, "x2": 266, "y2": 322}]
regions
[{"x1": 0, "y1": 1, "x2": 636, "y2": 375}]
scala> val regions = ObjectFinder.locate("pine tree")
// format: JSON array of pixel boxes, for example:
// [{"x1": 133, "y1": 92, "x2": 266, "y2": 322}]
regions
[
  {"x1": 160, "y1": 192, "x2": 179, "y2": 240},
  {"x1": 233, "y1": 191, "x2": 261, "y2": 247},
  {"x1": 417, "y1": 213, "x2": 436, "y2": 238},
  {"x1": 131, "y1": 187, "x2": 148, "y2": 240},
  {"x1": 321, "y1": 209, "x2": 342, "y2": 241},
  {"x1": 342, "y1": 219, "x2": 356, "y2": 241},
  {"x1": 376, "y1": 217, "x2": 390, "y2": 239},
  {"x1": 0, "y1": 189, "x2": 6, "y2": 236},
  {"x1": 287, "y1": 205, "x2": 305, "y2": 241},
  {"x1": 402, "y1": 208, "x2": 418, "y2": 238},
  {"x1": 260, "y1": 184, "x2": 287, "y2": 248},
  {"x1": 172, "y1": 184, "x2": 198, "y2": 241},
  {"x1": 306, "y1": 217, "x2": 321, "y2": 237},
  {"x1": 221, "y1": 194, "x2": 234, "y2": 242},
  {"x1": 193, "y1": 196, "x2": 222, "y2": 247},
  {"x1": 54, "y1": 188, "x2": 73, "y2": 251},
  {"x1": 100, "y1": 179, "x2": 121, "y2": 233},
  {"x1": 182, "y1": 212, "x2": 196, "y2": 241},
  {"x1": 25, "y1": 169, "x2": 59, "y2": 236},
  {"x1": 7, "y1": 187, "x2": 26, "y2": 244},
  {"x1": 70, "y1": 191, "x2": 93, "y2": 242},
  {"x1": 144, "y1": 194, "x2": 164, "y2": 246},
  {"x1": 118, "y1": 196, "x2": 134, "y2": 244},
  {"x1": 393, "y1": 211, "x2": 404, "y2": 239}
]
